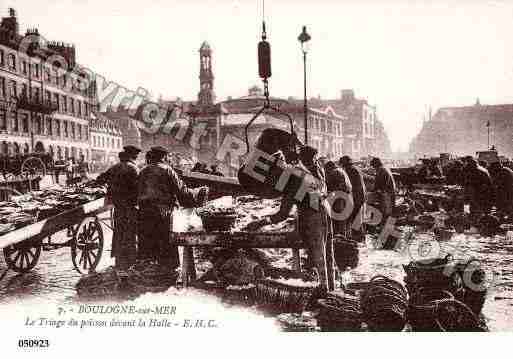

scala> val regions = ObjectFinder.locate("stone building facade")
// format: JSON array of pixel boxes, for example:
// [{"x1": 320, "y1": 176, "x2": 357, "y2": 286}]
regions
[
  {"x1": 307, "y1": 89, "x2": 391, "y2": 160},
  {"x1": 89, "y1": 112, "x2": 123, "y2": 165},
  {"x1": 409, "y1": 100, "x2": 513, "y2": 159},
  {"x1": 0, "y1": 8, "x2": 97, "y2": 161}
]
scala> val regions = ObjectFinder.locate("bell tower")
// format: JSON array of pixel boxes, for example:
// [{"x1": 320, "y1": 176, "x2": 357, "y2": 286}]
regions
[{"x1": 198, "y1": 41, "x2": 216, "y2": 106}]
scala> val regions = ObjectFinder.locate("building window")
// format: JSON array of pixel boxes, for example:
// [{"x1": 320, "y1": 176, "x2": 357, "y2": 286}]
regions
[
  {"x1": 71, "y1": 123, "x2": 75, "y2": 139},
  {"x1": 77, "y1": 124, "x2": 81, "y2": 139},
  {"x1": 77, "y1": 100, "x2": 82, "y2": 116},
  {"x1": 62, "y1": 95, "x2": 67, "y2": 112},
  {"x1": 47, "y1": 117, "x2": 52, "y2": 135},
  {"x1": 70, "y1": 98, "x2": 74, "y2": 115},
  {"x1": 0, "y1": 109, "x2": 6, "y2": 130},
  {"x1": 0, "y1": 50, "x2": 3, "y2": 66},
  {"x1": 33, "y1": 63, "x2": 39, "y2": 78},
  {"x1": 12, "y1": 111, "x2": 18, "y2": 132},
  {"x1": 33, "y1": 87, "x2": 40, "y2": 102},
  {"x1": 9, "y1": 80, "x2": 16, "y2": 98},
  {"x1": 102, "y1": 137, "x2": 105, "y2": 148},
  {"x1": 8, "y1": 54, "x2": 16, "y2": 71},
  {"x1": 53, "y1": 93, "x2": 59, "y2": 110},
  {"x1": 84, "y1": 126, "x2": 88, "y2": 140},
  {"x1": 55, "y1": 119, "x2": 61, "y2": 137},
  {"x1": 21, "y1": 83, "x2": 28, "y2": 98},
  {"x1": 35, "y1": 116, "x2": 42, "y2": 134},
  {"x1": 0, "y1": 77, "x2": 4, "y2": 97},
  {"x1": 320, "y1": 119, "x2": 326, "y2": 132},
  {"x1": 45, "y1": 67, "x2": 51, "y2": 82},
  {"x1": 22, "y1": 114, "x2": 29, "y2": 133},
  {"x1": 22, "y1": 60, "x2": 27, "y2": 75},
  {"x1": 63, "y1": 121, "x2": 68, "y2": 137},
  {"x1": 45, "y1": 90, "x2": 51, "y2": 104}
]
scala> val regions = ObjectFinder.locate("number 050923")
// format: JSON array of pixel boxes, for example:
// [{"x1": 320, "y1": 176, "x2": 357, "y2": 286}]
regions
[{"x1": 18, "y1": 339, "x2": 49, "y2": 348}]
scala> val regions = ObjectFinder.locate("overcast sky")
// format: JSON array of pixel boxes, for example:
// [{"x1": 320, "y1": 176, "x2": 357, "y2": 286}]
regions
[{"x1": 8, "y1": 0, "x2": 513, "y2": 151}]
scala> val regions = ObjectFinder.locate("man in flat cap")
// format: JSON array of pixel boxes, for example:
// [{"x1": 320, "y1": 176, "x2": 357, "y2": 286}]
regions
[
  {"x1": 138, "y1": 146, "x2": 208, "y2": 271},
  {"x1": 94, "y1": 144, "x2": 142, "y2": 270}
]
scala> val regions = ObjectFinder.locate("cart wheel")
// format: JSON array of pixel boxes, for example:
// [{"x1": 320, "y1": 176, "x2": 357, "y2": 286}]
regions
[
  {"x1": 71, "y1": 217, "x2": 104, "y2": 274},
  {"x1": 3, "y1": 240, "x2": 42, "y2": 273},
  {"x1": 21, "y1": 156, "x2": 46, "y2": 178}
]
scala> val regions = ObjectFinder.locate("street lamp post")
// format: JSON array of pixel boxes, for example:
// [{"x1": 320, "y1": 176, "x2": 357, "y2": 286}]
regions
[{"x1": 298, "y1": 26, "x2": 311, "y2": 145}]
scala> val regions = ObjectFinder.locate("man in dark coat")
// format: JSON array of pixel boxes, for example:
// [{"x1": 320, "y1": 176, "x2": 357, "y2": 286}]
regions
[
  {"x1": 244, "y1": 146, "x2": 335, "y2": 292},
  {"x1": 340, "y1": 155, "x2": 367, "y2": 241},
  {"x1": 138, "y1": 146, "x2": 208, "y2": 270},
  {"x1": 370, "y1": 157, "x2": 396, "y2": 226},
  {"x1": 462, "y1": 156, "x2": 494, "y2": 217},
  {"x1": 324, "y1": 161, "x2": 352, "y2": 237},
  {"x1": 489, "y1": 161, "x2": 513, "y2": 216},
  {"x1": 94, "y1": 145, "x2": 141, "y2": 270}
]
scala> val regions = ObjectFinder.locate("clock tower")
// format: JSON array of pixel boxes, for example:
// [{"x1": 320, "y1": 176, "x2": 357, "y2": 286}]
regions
[{"x1": 198, "y1": 41, "x2": 216, "y2": 106}]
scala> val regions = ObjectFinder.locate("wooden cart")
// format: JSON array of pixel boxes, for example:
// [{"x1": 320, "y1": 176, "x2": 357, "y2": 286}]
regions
[{"x1": 0, "y1": 197, "x2": 112, "y2": 279}]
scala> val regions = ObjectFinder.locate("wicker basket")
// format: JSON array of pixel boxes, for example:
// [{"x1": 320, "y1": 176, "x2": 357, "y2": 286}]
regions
[
  {"x1": 408, "y1": 289, "x2": 454, "y2": 331},
  {"x1": 317, "y1": 297, "x2": 363, "y2": 331},
  {"x1": 360, "y1": 276, "x2": 408, "y2": 331},
  {"x1": 254, "y1": 277, "x2": 320, "y2": 314}
]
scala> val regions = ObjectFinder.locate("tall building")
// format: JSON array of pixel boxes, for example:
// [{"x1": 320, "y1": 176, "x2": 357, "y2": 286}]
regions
[
  {"x1": 89, "y1": 112, "x2": 123, "y2": 165},
  {"x1": 197, "y1": 41, "x2": 215, "y2": 106},
  {"x1": 409, "y1": 100, "x2": 513, "y2": 158},
  {"x1": 0, "y1": 8, "x2": 97, "y2": 161},
  {"x1": 308, "y1": 89, "x2": 391, "y2": 159}
]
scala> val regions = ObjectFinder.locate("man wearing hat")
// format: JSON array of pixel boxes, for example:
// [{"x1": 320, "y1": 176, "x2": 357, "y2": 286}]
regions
[
  {"x1": 340, "y1": 155, "x2": 367, "y2": 242},
  {"x1": 94, "y1": 145, "x2": 142, "y2": 270},
  {"x1": 244, "y1": 145, "x2": 336, "y2": 291},
  {"x1": 370, "y1": 157, "x2": 396, "y2": 227},
  {"x1": 138, "y1": 146, "x2": 208, "y2": 271}
]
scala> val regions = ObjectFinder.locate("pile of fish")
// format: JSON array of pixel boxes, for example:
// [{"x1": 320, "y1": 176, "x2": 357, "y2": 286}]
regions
[{"x1": 0, "y1": 185, "x2": 106, "y2": 235}]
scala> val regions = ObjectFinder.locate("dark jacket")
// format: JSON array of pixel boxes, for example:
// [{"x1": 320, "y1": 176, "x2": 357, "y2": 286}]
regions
[
  {"x1": 463, "y1": 162, "x2": 494, "y2": 209},
  {"x1": 374, "y1": 166, "x2": 396, "y2": 194},
  {"x1": 96, "y1": 160, "x2": 139, "y2": 207},
  {"x1": 138, "y1": 163, "x2": 200, "y2": 208},
  {"x1": 325, "y1": 166, "x2": 352, "y2": 194},
  {"x1": 490, "y1": 165, "x2": 513, "y2": 213},
  {"x1": 343, "y1": 164, "x2": 367, "y2": 205}
]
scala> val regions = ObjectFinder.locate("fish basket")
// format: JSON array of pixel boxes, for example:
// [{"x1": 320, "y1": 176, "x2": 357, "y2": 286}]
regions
[
  {"x1": 360, "y1": 275, "x2": 408, "y2": 331},
  {"x1": 403, "y1": 255, "x2": 460, "y2": 289},
  {"x1": 408, "y1": 289, "x2": 454, "y2": 331},
  {"x1": 254, "y1": 272, "x2": 320, "y2": 315},
  {"x1": 317, "y1": 295, "x2": 363, "y2": 331},
  {"x1": 333, "y1": 235, "x2": 359, "y2": 270}
]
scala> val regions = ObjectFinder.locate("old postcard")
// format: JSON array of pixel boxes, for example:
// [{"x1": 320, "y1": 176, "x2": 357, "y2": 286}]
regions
[{"x1": 0, "y1": 0, "x2": 511, "y2": 356}]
